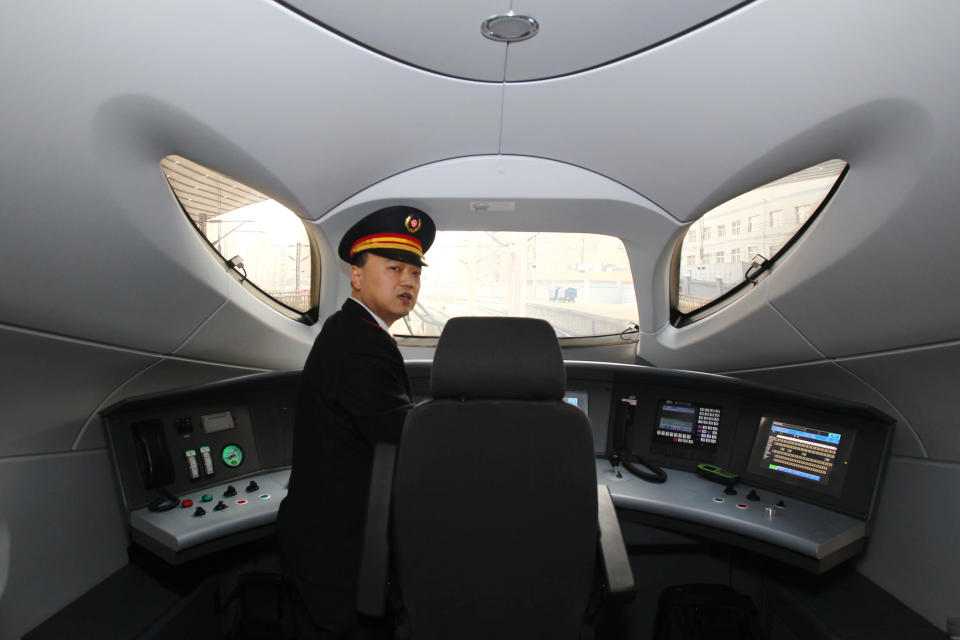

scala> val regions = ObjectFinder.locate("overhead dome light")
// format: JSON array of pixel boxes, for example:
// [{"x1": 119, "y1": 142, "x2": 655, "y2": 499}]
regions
[{"x1": 481, "y1": 12, "x2": 539, "y2": 42}]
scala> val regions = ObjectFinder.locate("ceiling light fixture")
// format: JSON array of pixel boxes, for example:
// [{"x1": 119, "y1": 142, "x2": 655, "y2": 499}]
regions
[{"x1": 481, "y1": 12, "x2": 539, "y2": 42}]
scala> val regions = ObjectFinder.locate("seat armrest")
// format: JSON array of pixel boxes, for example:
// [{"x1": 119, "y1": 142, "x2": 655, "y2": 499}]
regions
[
  {"x1": 597, "y1": 484, "x2": 635, "y2": 596},
  {"x1": 356, "y1": 442, "x2": 397, "y2": 617}
]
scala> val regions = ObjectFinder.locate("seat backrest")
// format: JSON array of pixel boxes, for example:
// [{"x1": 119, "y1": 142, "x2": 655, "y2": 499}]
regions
[{"x1": 392, "y1": 317, "x2": 598, "y2": 640}]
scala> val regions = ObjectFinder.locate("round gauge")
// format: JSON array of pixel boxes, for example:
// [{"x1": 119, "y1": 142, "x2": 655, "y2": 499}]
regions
[{"x1": 221, "y1": 444, "x2": 244, "y2": 467}]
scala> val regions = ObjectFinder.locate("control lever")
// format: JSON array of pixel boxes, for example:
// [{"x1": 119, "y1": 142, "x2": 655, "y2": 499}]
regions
[{"x1": 609, "y1": 452, "x2": 623, "y2": 479}]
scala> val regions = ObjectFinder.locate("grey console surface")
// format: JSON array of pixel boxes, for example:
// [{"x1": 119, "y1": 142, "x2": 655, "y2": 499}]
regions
[
  {"x1": 130, "y1": 469, "x2": 289, "y2": 553},
  {"x1": 599, "y1": 462, "x2": 865, "y2": 568}
]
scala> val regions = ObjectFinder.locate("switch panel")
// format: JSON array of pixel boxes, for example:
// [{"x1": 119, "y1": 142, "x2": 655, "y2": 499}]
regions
[
  {"x1": 199, "y1": 446, "x2": 215, "y2": 477},
  {"x1": 184, "y1": 449, "x2": 200, "y2": 481}
]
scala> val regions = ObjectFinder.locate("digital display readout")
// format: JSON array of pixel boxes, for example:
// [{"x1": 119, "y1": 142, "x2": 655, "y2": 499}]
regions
[
  {"x1": 652, "y1": 400, "x2": 720, "y2": 449},
  {"x1": 746, "y1": 416, "x2": 856, "y2": 496},
  {"x1": 200, "y1": 411, "x2": 235, "y2": 434},
  {"x1": 757, "y1": 419, "x2": 841, "y2": 485},
  {"x1": 563, "y1": 391, "x2": 589, "y2": 415}
]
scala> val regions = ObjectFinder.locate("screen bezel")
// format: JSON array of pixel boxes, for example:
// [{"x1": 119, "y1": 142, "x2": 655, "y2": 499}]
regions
[
  {"x1": 563, "y1": 390, "x2": 589, "y2": 416},
  {"x1": 650, "y1": 398, "x2": 722, "y2": 454},
  {"x1": 744, "y1": 414, "x2": 856, "y2": 499}
]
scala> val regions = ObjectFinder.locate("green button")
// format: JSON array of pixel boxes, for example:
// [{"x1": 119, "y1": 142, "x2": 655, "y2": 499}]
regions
[
  {"x1": 713, "y1": 497, "x2": 724, "y2": 503},
  {"x1": 259, "y1": 493, "x2": 270, "y2": 500},
  {"x1": 202, "y1": 494, "x2": 213, "y2": 502}
]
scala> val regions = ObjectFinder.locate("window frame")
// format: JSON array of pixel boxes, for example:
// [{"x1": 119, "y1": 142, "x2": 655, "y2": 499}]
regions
[
  {"x1": 161, "y1": 156, "x2": 318, "y2": 324},
  {"x1": 670, "y1": 162, "x2": 849, "y2": 327}
]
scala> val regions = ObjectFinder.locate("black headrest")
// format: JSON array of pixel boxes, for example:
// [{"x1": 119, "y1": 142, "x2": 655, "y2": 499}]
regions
[{"x1": 430, "y1": 317, "x2": 566, "y2": 400}]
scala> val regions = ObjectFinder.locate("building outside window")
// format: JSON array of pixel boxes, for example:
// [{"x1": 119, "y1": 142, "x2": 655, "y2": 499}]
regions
[{"x1": 676, "y1": 159, "x2": 847, "y2": 315}]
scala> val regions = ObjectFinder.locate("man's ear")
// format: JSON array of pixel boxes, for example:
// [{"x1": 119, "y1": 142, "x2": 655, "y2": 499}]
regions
[{"x1": 350, "y1": 264, "x2": 362, "y2": 292}]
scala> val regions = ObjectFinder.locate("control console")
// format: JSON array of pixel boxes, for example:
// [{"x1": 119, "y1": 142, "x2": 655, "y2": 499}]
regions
[{"x1": 101, "y1": 371, "x2": 300, "y2": 564}]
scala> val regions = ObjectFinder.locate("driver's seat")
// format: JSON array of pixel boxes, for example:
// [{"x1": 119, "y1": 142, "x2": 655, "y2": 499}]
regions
[{"x1": 358, "y1": 316, "x2": 634, "y2": 639}]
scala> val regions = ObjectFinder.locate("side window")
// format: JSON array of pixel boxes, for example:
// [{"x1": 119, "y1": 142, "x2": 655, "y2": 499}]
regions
[
  {"x1": 161, "y1": 156, "x2": 314, "y2": 314},
  {"x1": 676, "y1": 159, "x2": 847, "y2": 317}
]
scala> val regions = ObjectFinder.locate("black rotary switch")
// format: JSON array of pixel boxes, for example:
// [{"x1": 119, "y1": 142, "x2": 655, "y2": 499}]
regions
[
  {"x1": 214, "y1": 500, "x2": 228, "y2": 511},
  {"x1": 747, "y1": 489, "x2": 760, "y2": 501},
  {"x1": 194, "y1": 506, "x2": 206, "y2": 517},
  {"x1": 723, "y1": 485, "x2": 737, "y2": 495},
  {"x1": 246, "y1": 480, "x2": 259, "y2": 492},
  {"x1": 224, "y1": 485, "x2": 237, "y2": 497}
]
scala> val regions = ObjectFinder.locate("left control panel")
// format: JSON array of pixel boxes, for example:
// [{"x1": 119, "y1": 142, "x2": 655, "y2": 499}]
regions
[{"x1": 101, "y1": 371, "x2": 300, "y2": 564}]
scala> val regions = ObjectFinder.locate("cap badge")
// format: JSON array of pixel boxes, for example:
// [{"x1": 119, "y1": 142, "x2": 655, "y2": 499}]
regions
[{"x1": 404, "y1": 215, "x2": 421, "y2": 234}]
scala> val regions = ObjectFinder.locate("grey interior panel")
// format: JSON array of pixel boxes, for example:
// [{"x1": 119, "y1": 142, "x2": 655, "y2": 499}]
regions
[
  {"x1": 0, "y1": 451, "x2": 128, "y2": 640},
  {"x1": 640, "y1": 286, "x2": 822, "y2": 372},
  {"x1": 729, "y1": 360, "x2": 927, "y2": 459},
  {"x1": 857, "y1": 456, "x2": 960, "y2": 633},
  {"x1": 840, "y1": 344, "x2": 960, "y2": 461},
  {"x1": 0, "y1": 327, "x2": 157, "y2": 456},
  {"x1": 74, "y1": 359, "x2": 269, "y2": 451},
  {"x1": 172, "y1": 297, "x2": 314, "y2": 370},
  {"x1": 506, "y1": 0, "x2": 749, "y2": 81}
]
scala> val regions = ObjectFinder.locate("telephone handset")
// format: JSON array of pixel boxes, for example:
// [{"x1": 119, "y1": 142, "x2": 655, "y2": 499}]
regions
[
  {"x1": 607, "y1": 395, "x2": 667, "y2": 484},
  {"x1": 132, "y1": 419, "x2": 176, "y2": 490}
]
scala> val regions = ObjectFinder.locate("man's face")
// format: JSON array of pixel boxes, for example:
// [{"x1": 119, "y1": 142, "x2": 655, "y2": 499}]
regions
[{"x1": 350, "y1": 253, "x2": 421, "y2": 326}]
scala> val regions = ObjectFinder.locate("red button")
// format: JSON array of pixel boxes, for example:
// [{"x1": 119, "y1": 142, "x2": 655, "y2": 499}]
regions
[
  {"x1": 736, "y1": 503, "x2": 748, "y2": 510},
  {"x1": 236, "y1": 499, "x2": 247, "y2": 505},
  {"x1": 182, "y1": 499, "x2": 194, "y2": 508}
]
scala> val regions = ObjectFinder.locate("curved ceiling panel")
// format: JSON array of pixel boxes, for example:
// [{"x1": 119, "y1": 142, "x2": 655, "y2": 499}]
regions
[
  {"x1": 275, "y1": 0, "x2": 750, "y2": 81},
  {"x1": 506, "y1": 0, "x2": 750, "y2": 81},
  {"x1": 277, "y1": 0, "x2": 508, "y2": 81}
]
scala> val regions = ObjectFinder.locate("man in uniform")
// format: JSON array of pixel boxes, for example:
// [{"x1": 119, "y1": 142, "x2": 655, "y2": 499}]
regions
[{"x1": 278, "y1": 205, "x2": 436, "y2": 639}]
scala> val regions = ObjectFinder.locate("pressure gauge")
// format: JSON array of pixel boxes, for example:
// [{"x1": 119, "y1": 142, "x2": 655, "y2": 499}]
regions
[{"x1": 221, "y1": 444, "x2": 244, "y2": 467}]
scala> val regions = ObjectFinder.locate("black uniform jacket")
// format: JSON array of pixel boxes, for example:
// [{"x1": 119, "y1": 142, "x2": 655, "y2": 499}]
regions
[{"x1": 278, "y1": 298, "x2": 413, "y2": 588}]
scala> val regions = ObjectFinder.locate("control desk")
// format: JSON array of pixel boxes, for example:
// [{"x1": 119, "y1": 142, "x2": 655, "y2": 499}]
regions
[{"x1": 101, "y1": 361, "x2": 893, "y2": 571}]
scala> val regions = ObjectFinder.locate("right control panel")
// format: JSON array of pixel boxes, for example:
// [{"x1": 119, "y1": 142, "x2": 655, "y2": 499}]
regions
[{"x1": 599, "y1": 366, "x2": 894, "y2": 523}]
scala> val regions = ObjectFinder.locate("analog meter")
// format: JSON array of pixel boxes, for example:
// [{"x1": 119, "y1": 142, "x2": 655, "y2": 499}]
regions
[{"x1": 221, "y1": 444, "x2": 244, "y2": 467}]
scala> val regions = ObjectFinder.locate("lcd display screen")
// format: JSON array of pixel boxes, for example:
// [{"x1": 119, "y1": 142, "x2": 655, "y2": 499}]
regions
[
  {"x1": 563, "y1": 391, "x2": 589, "y2": 415},
  {"x1": 746, "y1": 416, "x2": 855, "y2": 495},
  {"x1": 652, "y1": 400, "x2": 720, "y2": 448},
  {"x1": 200, "y1": 410, "x2": 235, "y2": 434}
]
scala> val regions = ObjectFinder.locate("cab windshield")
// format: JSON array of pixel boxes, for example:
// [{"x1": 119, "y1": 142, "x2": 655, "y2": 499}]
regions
[{"x1": 396, "y1": 231, "x2": 638, "y2": 338}]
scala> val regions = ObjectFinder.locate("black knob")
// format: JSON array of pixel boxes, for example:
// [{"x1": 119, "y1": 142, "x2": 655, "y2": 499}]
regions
[
  {"x1": 747, "y1": 489, "x2": 760, "y2": 501},
  {"x1": 246, "y1": 480, "x2": 259, "y2": 492},
  {"x1": 776, "y1": 500, "x2": 786, "y2": 508},
  {"x1": 214, "y1": 500, "x2": 228, "y2": 511},
  {"x1": 723, "y1": 485, "x2": 737, "y2": 495},
  {"x1": 194, "y1": 506, "x2": 206, "y2": 517},
  {"x1": 224, "y1": 485, "x2": 237, "y2": 497}
]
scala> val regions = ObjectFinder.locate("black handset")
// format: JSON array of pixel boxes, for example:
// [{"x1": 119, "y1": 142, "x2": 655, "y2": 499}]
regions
[
  {"x1": 132, "y1": 419, "x2": 175, "y2": 489},
  {"x1": 612, "y1": 396, "x2": 635, "y2": 452},
  {"x1": 609, "y1": 396, "x2": 667, "y2": 484}
]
